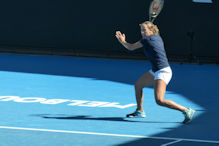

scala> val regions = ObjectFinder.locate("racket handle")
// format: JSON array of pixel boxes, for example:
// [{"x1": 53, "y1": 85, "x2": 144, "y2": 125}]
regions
[
  {"x1": 151, "y1": 18, "x2": 155, "y2": 23},
  {"x1": 151, "y1": 15, "x2": 156, "y2": 22}
]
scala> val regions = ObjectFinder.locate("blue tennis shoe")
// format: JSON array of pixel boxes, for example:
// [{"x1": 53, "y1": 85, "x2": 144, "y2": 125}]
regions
[
  {"x1": 182, "y1": 108, "x2": 195, "y2": 124},
  {"x1": 126, "y1": 109, "x2": 146, "y2": 118}
]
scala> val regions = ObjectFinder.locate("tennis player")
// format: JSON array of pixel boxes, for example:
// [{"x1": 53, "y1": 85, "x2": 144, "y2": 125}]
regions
[{"x1": 115, "y1": 21, "x2": 195, "y2": 123}]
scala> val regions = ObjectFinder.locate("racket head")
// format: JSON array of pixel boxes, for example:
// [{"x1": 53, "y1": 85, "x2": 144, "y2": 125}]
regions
[{"x1": 149, "y1": 0, "x2": 164, "y2": 22}]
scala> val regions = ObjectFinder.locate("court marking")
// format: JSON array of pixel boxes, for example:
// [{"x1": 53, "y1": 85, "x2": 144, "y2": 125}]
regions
[
  {"x1": 0, "y1": 126, "x2": 219, "y2": 144},
  {"x1": 161, "y1": 140, "x2": 182, "y2": 146}
]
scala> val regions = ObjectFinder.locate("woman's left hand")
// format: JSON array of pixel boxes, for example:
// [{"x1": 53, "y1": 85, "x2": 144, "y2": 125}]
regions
[{"x1": 115, "y1": 31, "x2": 126, "y2": 43}]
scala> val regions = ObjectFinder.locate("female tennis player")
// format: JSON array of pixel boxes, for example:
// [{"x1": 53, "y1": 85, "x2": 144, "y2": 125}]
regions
[{"x1": 115, "y1": 21, "x2": 195, "y2": 123}]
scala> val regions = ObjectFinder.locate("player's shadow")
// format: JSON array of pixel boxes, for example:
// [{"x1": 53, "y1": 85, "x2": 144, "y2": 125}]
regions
[{"x1": 31, "y1": 114, "x2": 181, "y2": 124}]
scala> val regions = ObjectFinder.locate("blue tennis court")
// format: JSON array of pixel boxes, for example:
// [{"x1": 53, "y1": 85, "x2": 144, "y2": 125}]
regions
[{"x1": 0, "y1": 53, "x2": 219, "y2": 146}]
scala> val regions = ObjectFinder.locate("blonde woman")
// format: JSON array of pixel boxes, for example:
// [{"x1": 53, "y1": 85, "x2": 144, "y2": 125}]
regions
[{"x1": 115, "y1": 21, "x2": 195, "y2": 123}]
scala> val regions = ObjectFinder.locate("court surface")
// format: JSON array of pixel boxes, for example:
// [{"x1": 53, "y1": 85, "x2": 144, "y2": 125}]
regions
[{"x1": 0, "y1": 53, "x2": 219, "y2": 146}]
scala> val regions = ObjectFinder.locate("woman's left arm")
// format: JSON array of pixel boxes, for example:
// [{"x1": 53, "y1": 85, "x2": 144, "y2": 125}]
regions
[{"x1": 115, "y1": 31, "x2": 143, "y2": 51}]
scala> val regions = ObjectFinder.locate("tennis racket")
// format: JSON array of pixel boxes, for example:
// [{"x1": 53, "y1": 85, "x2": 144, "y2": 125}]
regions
[{"x1": 149, "y1": 0, "x2": 164, "y2": 22}]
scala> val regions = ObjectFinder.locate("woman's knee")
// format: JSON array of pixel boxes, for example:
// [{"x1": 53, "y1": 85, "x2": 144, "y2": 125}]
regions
[
  {"x1": 155, "y1": 98, "x2": 165, "y2": 106},
  {"x1": 134, "y1": 82, "x2": 143, "y2": 90}
]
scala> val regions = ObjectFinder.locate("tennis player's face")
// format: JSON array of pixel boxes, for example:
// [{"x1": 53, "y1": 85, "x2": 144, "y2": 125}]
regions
[{"x1": 140, "y1": 24, "x2": 152, "y2": 37}]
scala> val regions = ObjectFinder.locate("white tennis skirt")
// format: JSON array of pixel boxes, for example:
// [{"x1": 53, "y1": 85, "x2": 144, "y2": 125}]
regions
[{"x1": 149, "y1": 66, "x2": 172, "y2": 85}]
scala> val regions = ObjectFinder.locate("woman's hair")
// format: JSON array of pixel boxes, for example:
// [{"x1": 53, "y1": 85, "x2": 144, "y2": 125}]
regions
[{"x1": 140, "y1": 21, "x2": 160, "y2": 35}]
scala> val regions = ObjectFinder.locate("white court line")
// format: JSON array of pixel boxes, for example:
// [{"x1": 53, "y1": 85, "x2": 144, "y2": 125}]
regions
[
  {"x1": 0, "y1": 126, "x2": 219, "y2": 144},
  {"x1": 161, "y1": 140, "x2": 182, "y2": 146}
]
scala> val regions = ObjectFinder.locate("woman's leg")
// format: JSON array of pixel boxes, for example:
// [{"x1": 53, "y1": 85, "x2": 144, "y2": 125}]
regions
[
  {"x1": 135, "y1": 72, "x2": 154, "y2": 111},
  {"x1": 154, "y1": 79, "x2": 187, "y2": 112}
]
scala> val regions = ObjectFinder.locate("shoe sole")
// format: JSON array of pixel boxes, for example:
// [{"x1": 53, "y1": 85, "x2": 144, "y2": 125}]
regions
[{"x1": 126, "y1": 115, "x2": 146, "y2": 118}]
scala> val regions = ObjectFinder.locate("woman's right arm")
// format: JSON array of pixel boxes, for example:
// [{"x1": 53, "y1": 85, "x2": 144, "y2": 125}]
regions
[{"x1": 115, "y1": 31, "x2": 143, "y2": 51}]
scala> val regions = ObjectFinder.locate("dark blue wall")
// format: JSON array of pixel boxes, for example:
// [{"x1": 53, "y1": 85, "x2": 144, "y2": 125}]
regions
[{"x1": 0, "y1": 0, "x2": 218, "y2": 62}]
